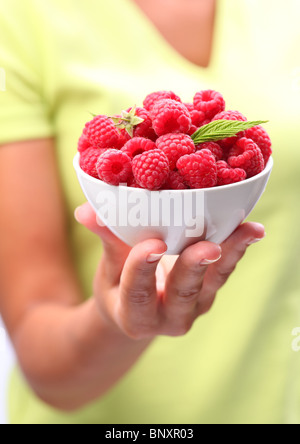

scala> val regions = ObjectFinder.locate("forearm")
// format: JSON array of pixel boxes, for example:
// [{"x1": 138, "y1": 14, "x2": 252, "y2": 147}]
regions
[{"x1": 13, "y1": 298, "x2": 152, "y2": 411}]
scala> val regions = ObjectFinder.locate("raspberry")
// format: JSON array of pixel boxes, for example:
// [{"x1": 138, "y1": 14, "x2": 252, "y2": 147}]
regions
[
  {"x1": 111, "y1": 113, "x2": 132, "y2": 147},
  {"x1": 80, "y1": 147, "x2": 108, "y2": 178},
  {"x1": 196, "y1": 142, "x2": 223, "y2": 161},
  {"x1": 117, "y1": 128, "x2": 131, "y2": 148},
  {"x1": 132, "y1": 149, "x2": 169, "y2": 190},
  {"x1": 193, "y1": 90, "x2": 225, "y2": 120},
  {"x1": 128, "y1": 176, "x2": 142, "y2": 188},
  {"x1": 177, "y1": 149, "x2": 217, "y2": 189},
  {"x1": 188, "y1": 125, "x2": 198, "y2": 136},
  {"x1": 143, "y1": 91, "x2": 181, "y2": 112},
  {"x1": 184, "y1": 103, "x2": 194, "y2": 113},
  {"x1": 244, "y1": 125, "x2": 272, "y2": 165},
  {"x1": 126, "y1": 107, "x2": 156, "y2": 140},
  {"x1": 78, "y1": 133, "x2": 91, "y2": 153},
  {"x1": 212, "y1": 110, "x2": 247, "y2": 122},
  {"x1": 164, "y1": 171, "x2": 188, "y2": 190},
  {"x1": 216, "y1": 160, "x2": 246, "y2": 186},
  {"x1": 96, "y1": 149, "x2": 132, "y2": 186},
  {"x1": 151, "y1": 99, "x2": 192, "y2": 136},
  {"x1": 84, "y1": 115, "x2": 122, "y2": 149},
  {"x1": 156, "y1": 133, "x2": 195, "y2": 170},
  {"x1": 184, "y1": 103, "x2": 207, "y2": 127},
  {"x1": 188, "y1": 120, "x2": 211, "y2": 137},
  {"x1": 228, "y1": 137, "x2": 264, "y2": 178},
  {"x1": 121, "y1": 137, "x2": 156, "y2": 159},
  {"x1": 212, "y1": 110, "x2": 247, "y2": 153}
]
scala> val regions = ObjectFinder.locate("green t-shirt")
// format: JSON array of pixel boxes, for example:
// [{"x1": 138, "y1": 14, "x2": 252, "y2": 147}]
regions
[{"x1": 1, "y1": 0, "x2": 300, "y2": 424}]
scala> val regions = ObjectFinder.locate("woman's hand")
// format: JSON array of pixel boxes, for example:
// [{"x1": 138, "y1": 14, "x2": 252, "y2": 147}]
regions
[
  {"x1": 0, "y1": 133, "x2": 265, "y2": 410},
  {"x1": 76, "y1": 203, "x2": 265, "y2": 340}
]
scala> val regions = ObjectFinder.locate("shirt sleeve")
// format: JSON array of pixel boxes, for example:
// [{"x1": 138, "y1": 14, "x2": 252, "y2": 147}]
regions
[{"x1": 0, "y1": 0, "x2": 55, "y2": 144}]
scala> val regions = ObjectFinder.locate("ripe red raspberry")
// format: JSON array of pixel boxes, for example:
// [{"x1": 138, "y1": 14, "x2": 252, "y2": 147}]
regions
[
  {"x1": 110, "y1": 113, "x2": 131, "y2": 147},
  {"x1": 151, "y1": 99, "x2": 192, "y2": 136},
  {"x1": 228, "y1": 137, "x2": 264, "y2": 178},
  {"x1": 184, "y1": 103, "x2": 194, "y2": 113},
  {"x1": 128, "y1": 176, "x2": 142, "y2": 188},
  {"x1": 196, "y1": 142, "x2": 223, "y2": 161},
  {"x1": 212, "y1": 110, "x2": 247, "y2": 153},
  {"x1": 121, "y1": 137, "x2": 156, "y2": 159},
  {"x1": 143, "y1": 91, "x2": 181, "y2": 112},
  {"x1": 188, "y1": 125, "x2": 198, "y2": 136},
  {"x1": 244, "y1": 125, "x2": 272, "y2": 165},
  {"x1": 187, "y1": 120, "x2": 211, "y2": 137},
  {"x1": 212, "y1": 110, "x2": 247, "y2": 122},
  {"x1": 164, "y1": 171, "x2": 188, "y2": 190},
  {"x1": 184, "y1": 103, "x2": 207, "y2": 127},
  {"x1": 84, "y1": 115, "x2": 122, "y2": 149},
  {"x1": 78, "y1": 134, "x2": 91, "y2": 153},
  {"x1": 126, "y1": 107, "x2": 156, "y2": 140},
  {"x1": 96, "y1": 149, "x2": 132, "y2": 186},
  {"x1": 177, "y1": 149, "x2": 217, "y2": 189},
  {"x1": 193, "y1": 90, "x2": 225, "y2": 120},
  {"x1": 132, "y1": 149, "x2": 169, "y2": 190},
  {"x1": 216, "y1": 160, "x2": 246, "y2": 186},
  {"x1": 117, "y1": 128, "x2": 131, "y2": 148},
  {"x1": 156, "y1": 133, "x2": 195, "y2": 170},
  {"x1": 80, "y1": 147, "x2": 108, "y2": 178}
]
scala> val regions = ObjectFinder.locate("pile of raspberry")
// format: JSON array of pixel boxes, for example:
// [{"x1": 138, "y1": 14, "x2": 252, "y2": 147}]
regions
[{"x1": 78, "y1": 90, "x2": 272, "y2": 190}]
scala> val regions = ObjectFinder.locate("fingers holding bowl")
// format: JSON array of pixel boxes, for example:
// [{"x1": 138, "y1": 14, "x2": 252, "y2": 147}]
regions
[
  {"x1": 116, "y1": 239, "x2": 167, "y2": 339},
  {"x1": 161, "y1": 241, "x2": 222, "y2": 335},
  {"x1": 200, "y1": 222, "x2": 266, "y2": 309}
]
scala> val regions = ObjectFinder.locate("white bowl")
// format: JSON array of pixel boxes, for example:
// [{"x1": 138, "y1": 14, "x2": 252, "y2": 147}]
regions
[{"x1": 73, "y1": 153, "x2": 273, "y2": 254}]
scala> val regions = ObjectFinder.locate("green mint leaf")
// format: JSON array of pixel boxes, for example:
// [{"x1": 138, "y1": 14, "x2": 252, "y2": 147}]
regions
[{"x1": 191, "y1": 120, "x2": 268, "y2": 144}]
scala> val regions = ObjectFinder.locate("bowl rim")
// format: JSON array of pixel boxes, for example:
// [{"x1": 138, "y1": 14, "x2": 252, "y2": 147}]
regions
[{"x1": 73, "y1": 152, "x2": 273, "y2": 193}]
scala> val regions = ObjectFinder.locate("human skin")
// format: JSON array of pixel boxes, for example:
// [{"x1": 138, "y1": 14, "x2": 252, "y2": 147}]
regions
[
  {"x1": 0, "y1": 139, "x2": 265, "y2": 410},
  {"x1": 0, "y1": 0, "x2": 266, "y2": 411},
  {"x1": 133, "y1": 0, "x2": 216, "y2": 67}
]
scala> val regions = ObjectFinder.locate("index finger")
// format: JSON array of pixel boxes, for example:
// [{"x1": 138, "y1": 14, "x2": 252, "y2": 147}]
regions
[{"x1": 116, "y1": 239, "x2": 167, "y2": 339}]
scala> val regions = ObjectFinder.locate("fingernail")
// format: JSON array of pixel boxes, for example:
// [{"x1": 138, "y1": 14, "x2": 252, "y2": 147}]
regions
[
  {"x1": 74, "y1": 206, "x2": 83, "y2": 222},
  {"x1": 147, "y1": 253, "x2": 165, "y2": 263},
  {"x1": 199, "y1": 253, "x2": 222, "y2": 266},
  {"x1": 246, "y1": 233, "x2": 266, "y2": 246}
]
